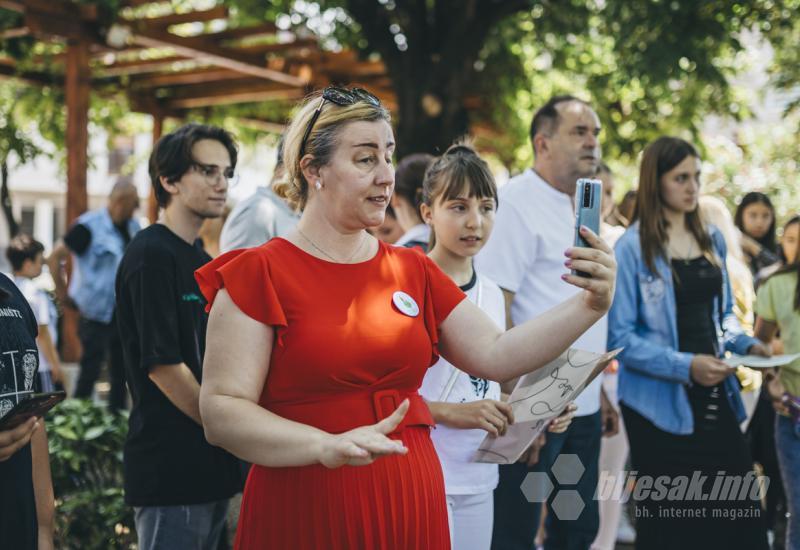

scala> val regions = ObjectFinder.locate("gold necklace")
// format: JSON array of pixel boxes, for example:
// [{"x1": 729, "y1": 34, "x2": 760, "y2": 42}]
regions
[{"x1": 297, "y1": 228, "x2": 367, "y2": 263}]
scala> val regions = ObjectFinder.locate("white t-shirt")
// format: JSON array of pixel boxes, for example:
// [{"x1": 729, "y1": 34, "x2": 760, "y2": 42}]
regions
[
  {"x1": 220, "y1": 186, "x2": 300, "y2": 253},
  {"x1": 420, "y1": 272, "x2": 504, "y2": 495},
  {"x1": 474, "y1": 169, "x2": 607, "y2": 416},
  {"x1": 13, "y1": 276, "x2": 55, "y2": 373},
  {"x1": 394, "y1": 224, "x2": 430, "y2": 248}
]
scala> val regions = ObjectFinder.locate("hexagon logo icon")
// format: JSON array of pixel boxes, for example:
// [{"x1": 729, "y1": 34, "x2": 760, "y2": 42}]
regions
[
  {"x1": 521, "y1": 472, "x2": 554, "y2": 503},
  {"x1": 551, "y1": 489, "x2": 585, "y2": 521},
  {"x1": 552, "y1": 453, "x2": 585, "y2": 485}
]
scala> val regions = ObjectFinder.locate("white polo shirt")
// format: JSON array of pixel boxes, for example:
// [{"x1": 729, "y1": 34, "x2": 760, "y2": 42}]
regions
[{"x1": 475, "y1": 169, "x2": 607, "y2": 416}]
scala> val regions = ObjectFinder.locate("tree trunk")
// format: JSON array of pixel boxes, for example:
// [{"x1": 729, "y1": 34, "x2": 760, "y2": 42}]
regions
[
  {"x1": 393, "y1": 68, "x2": 471, "y2": 157},
  {"x1": 0, "y1": 159, "x2": 19, "y2": 237},
  {"x1": 344, "y1": 0, "x2": 529, "y2": 157}
]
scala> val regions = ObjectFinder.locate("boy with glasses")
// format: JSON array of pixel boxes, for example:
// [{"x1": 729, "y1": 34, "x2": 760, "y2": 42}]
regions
[{"x1": 115, "y1": 123, "x2": 242, "y2": 550}]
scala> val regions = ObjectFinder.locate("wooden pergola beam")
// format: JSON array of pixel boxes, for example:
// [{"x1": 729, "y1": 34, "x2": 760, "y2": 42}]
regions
[
  {"x1": 0, "y1": 1, "x2": 24, "y2": 12},
  {"x1": 236, "y1": 39, "x2": 320, "y2": 56},
  {"x1": 203, "y1": 23, "x2": 279, "y2": 41},
  {"x1": 162, "y1": 79, "x2": 304, "y2": 109},
  {"x1": 131, "y1": 67, "x2": 245, "y2": 87},
  {"x1": 0, "y1": 26, "x2": 29, "y2": 39},
  {"x1": 127, "y1": 6, "x2": 228, "y2": 28},
  {"x1": 129, "y1": 26, "x2": 307, "y2": 87},
  {"x1": 96, "y1": 55, "x2": 196, "y2": 76},
  {"x1": 62, "y1": 35, "x2": 91, "y2": 362}
]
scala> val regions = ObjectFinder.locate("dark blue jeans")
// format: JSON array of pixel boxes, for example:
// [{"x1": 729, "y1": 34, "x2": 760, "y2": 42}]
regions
[
  {"x1": 134, "y1": 499, "x2": 229, "y2": 550},
  {"x1": 491, "y1": 411, "x2": 601, "y2": 550},
  {"x1": 775, "y1": 414, "x2": 800, "y2": 550}
]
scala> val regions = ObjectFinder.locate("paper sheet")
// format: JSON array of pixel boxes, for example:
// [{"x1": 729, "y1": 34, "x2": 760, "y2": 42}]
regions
[
  {"x1": 473, "y1": 347, "x2": 622, "y2": 465},
  {"x1": 723, "y1": 353, "x2": 800, "y2": 369}
]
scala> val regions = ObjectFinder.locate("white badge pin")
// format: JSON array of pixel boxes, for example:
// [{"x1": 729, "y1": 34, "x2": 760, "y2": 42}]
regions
[{"x1": 392, "y1": 291, "x2": 419, "y2": 317}]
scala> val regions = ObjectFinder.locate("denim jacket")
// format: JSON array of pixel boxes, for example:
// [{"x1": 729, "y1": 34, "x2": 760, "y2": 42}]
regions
[
  {"x1": 608, "y1": 222, "x2": 758, "y2": 435},
  {"x1": 68, "y1": 208, "x2": 140, "y2": 324}
]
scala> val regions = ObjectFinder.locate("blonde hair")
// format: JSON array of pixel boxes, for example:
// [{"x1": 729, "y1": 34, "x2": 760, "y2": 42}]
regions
[
  {"x1": 275, "y1": 91, "x2": 391, "y2": 211},
  {"x1": 699, "y1": 195, "x2": 745, "y2": 264}
]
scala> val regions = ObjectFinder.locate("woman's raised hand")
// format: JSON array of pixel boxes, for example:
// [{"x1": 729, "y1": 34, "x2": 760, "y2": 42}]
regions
[
  {"x1": 562, "y1": 226, "x2": 617, "y2": 313},
  {"x1": 318, "y1": 399, "x2": 410, "y2": 468}
]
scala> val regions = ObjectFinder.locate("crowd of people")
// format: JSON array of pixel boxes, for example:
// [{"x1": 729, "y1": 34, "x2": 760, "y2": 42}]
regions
[{"x1": 0, "y1": 88, "x2": 798, "y2": 550}]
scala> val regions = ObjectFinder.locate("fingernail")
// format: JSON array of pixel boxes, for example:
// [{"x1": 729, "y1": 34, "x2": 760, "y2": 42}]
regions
[
  {"x1": 564, "y1": 260, "x2": 573, "y2": 268},
  {"x1": 561, "y1": 274, "x2": 568, "y2": 281},
  {"x1": 580, "y1": 225, "x2": 588, "y2": 233},
  {"x1": 564, "y1": 249, "x2": 572, "y2": 257}
]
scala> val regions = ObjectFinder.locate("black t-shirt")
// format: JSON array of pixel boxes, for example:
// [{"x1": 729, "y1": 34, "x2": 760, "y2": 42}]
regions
[
  {"x1": 0, "y1": 274, "x2": 39, "y2": 550},
  {"x1": 64, "y1": 220, "x2": 132, "y2": 255},
  {"x1": 115, "y1": 224, "x2": 242, "y2": 506}
]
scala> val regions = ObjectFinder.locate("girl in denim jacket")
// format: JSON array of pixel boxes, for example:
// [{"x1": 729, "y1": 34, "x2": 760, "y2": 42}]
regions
[{"x1": 608, "y1": 137, "x2": 770, "y2": 550}]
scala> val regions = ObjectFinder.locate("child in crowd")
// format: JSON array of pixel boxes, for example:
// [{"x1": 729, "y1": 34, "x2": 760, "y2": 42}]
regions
[
  {"x1": 368, "y1": 205, "x2": 405, "y2": 244},
  {"x1": 779, "y1": 215, "x2": 799, "y2": 266},
  {"x1": 6, "y1": 234, "x2": 63, "y2": 392},
  {"x1": 418, "y1": 143, "x2": 574, "y2": 550},
  {"x1": 735, "y1": 191, "x2": 780, "y2": 276}
]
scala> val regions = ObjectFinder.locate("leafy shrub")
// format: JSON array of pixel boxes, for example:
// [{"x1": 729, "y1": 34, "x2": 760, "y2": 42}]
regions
[{"x1": 47, "y1": 399, "x2": 135, "y2": 549}]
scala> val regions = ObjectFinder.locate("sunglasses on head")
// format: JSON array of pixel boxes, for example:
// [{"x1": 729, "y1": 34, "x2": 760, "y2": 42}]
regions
[{"x1": 299, "y1": 87, "x2": 381, "y2": 158}]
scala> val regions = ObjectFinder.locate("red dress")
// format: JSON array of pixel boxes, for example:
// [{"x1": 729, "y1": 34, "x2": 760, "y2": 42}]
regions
[{"x1": 196, "y1": 238, "x2": 465, "y2": 550}]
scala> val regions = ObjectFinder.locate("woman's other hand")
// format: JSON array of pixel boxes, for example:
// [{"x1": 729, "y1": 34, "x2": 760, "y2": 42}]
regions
[{"x1": 318, "y1": 399, "x2": 410, "y2": 468}]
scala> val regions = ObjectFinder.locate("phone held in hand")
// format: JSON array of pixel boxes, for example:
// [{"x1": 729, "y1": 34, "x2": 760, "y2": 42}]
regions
[
  {"x1": 573, "y1": 178, "x2": 602, "y2": 277},
  {"x1": 0, "y1": 391, "x2": 66, "y2": 430}
]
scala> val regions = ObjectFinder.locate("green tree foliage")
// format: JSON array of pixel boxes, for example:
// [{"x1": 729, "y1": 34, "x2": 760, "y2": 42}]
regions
[
  {"x1": 229, "y1": 0, "x2": 798, "y2": 164},
  {"x1": 0, "y1": 1, "x2": 798, "y2": 168}
]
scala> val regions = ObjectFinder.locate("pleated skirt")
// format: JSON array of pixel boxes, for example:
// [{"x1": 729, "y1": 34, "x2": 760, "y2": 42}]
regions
[{"x1": 234, "y1": 427, "x2": 451, "y2": 549}]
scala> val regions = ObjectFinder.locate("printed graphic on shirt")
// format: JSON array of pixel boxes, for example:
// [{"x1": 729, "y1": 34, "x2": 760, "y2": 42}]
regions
[
  {"x1": 181, "y1": 293, "x2": 204, "y2": 303},
  {"x1": 469, "y1": 376, "x2": 490, "y2": 399},
  {"x1": 0, "y1": 348, "x2": 39, "y2": 417},
  {"x1": 0, "y1": 307, "x2": 23, "y2": 319}
]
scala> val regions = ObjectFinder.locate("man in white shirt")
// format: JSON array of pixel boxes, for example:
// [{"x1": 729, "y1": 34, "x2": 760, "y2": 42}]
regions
[
  {"x1": 476, "y1": 95, "x2": 619, "y2": 550},
  {"x1": 219, "y1": 139, "x2": 299, "y2": 252}
]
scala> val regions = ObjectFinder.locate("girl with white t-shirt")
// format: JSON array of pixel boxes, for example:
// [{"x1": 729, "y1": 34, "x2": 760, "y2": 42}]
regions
[{"x1": 419, "y1": 143, "x2": 574, "y2": 550}]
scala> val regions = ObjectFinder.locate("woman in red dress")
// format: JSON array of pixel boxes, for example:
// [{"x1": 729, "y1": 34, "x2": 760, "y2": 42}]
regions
[{"x1": 195, "y1": 88, "x2": 617, "y2": 549}]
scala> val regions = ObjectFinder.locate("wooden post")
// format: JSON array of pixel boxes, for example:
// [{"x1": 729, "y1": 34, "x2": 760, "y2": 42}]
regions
[
  {"x1": 148, "y1": 112, "x2": 163, "y2": 223},
  {"x1": 62, "y1": 37, "x2": 90, "y2": 363}
]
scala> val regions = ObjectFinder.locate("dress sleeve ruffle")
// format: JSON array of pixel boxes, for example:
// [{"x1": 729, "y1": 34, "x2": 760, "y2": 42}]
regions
[
  {"x1": 420, "y1": 252, "x2": 467, "y2": 363},
  {"x1": 195, "y1": 248, "x2": 287, "y2": 330}
]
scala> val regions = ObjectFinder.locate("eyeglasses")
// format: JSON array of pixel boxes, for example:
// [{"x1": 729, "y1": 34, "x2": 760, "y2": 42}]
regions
[
  {"x1": 191, "y1": 162, "x2": 240, "y2": 187},
  {"x1": 299, "y1": 87, "x2": 381, "y2": 158}
]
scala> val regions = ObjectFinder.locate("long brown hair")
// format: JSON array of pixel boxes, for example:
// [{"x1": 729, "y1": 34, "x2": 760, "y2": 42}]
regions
[
  {"x1": 634, "y1": 136, "x2": 714, "y2": 275},
  {"x1": 769, "y1": 215, "x2": 800, "y2": 311}
]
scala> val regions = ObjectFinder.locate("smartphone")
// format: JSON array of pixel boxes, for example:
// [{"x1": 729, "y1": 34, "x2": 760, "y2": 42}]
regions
[
  {"x1": 573, "y1": 178, "x2": 603, "y2": 277},
  {"x1": 0, "y1": 391, "x2": 66, "y2": 430}
]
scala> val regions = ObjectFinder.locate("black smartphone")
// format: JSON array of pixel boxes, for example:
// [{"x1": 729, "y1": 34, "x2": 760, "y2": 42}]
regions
[
  {"x1": 0, "y1": 391, "x2": 66, "y2": 430},
  {"x1": 573, "y1": 178, "x2": 603, "y2": 277}
]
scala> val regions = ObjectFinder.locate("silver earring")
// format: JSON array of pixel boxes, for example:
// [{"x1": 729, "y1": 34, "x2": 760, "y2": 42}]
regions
[{"x1": 315, "y1": 180, "x2": 322, "y2": 191}]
